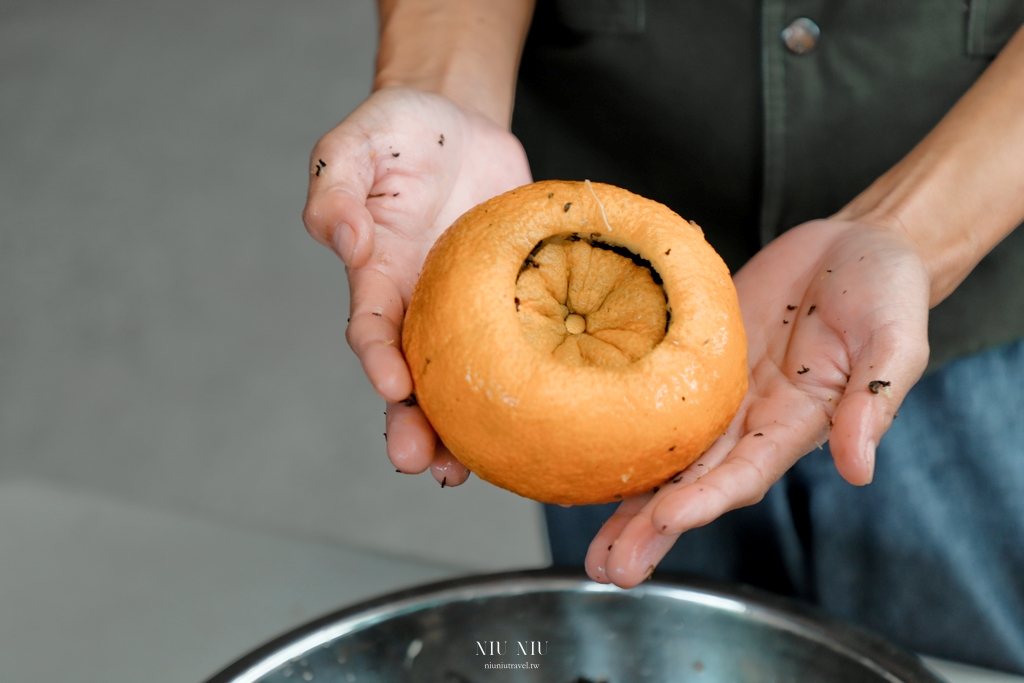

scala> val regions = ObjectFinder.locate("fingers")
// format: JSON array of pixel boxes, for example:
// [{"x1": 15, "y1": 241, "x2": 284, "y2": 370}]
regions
[
  {"x1": 590, "y1": 405, "x2": 805, "y2": 583},
  {"x1": 584, "y1": 407, "x2": 746, "y2": 587},
  {"x1": 429, "y1": 440, "x2": 471, "y2": 487},
  {"x1": 584, "y1": 498, "x2": 643, "y2": 583},
  {"x1": 651, "y1": 382, "x2": 826, "y2": 536},
  {"x1": 385, "y1": 400, "x2": 435, "y2": 473},
  {"x1": 599, "y1": 425, "x2": 808, "y2": 587},
  {"x1": 386, "y1": 401, "x2": 470, "y2": 487},
  {"x1": 651, "y1": 449, "x2": 773, "y2": 537},
  {"x1": 346, "y1": 267, "x2": 412, "y2": 402},
  {"x1": 302, "y1": 128, "x2": 377, "y2": 268},
  {"x1": 585, "y1": 494, "x2": 679, "y2": 588},
  {"x1": 830, "y1": 319, "x2": 929, "y2": 485}
]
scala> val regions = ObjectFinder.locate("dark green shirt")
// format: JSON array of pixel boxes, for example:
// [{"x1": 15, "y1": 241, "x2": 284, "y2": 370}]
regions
[{"x1": 513, "y1": 0, "x2": 1024, "y2": 372}]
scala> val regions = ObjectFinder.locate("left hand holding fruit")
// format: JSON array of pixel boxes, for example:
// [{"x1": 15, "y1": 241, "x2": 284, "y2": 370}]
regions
[
  {"x1": 585, "y1": 218, "x2": 932, "y2": 588},
  {"x1": 301, "y1": 88, "x2": 532, "y2": 487},
  {"x1": 585, "y1": 25, "x2": 1024, "y2": 587}
]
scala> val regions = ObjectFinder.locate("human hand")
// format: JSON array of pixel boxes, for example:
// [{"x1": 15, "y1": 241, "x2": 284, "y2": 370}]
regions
[
  {"x1": 302, "y1": 87, "x2": 532, "y2": 485},
  {"x1": 584, "y1": 218, "x2": 932, "y2": 587}
]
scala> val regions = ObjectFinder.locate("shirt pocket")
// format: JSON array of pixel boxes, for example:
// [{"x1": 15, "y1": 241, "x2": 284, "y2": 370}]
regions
[
  {"x1": 967, "y1": 0, "x2": 1024, "y2": 56},
  {"x1": 554, "y1": 0, "x2": 646, "y2": 33}
]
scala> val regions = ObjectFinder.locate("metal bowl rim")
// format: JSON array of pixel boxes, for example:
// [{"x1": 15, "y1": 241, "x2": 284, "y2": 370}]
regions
[{"x1": 203, "y1": 567, "x2": 942, "y2": 683}]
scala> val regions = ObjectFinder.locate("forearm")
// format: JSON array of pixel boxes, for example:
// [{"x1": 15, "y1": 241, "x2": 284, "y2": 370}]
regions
[
  {"x1": 837, "y1": 24, "x2": 1024, "y2": 306},
  {"x1": 374, "y1": 0, "x2": 536, "y2": 128}
]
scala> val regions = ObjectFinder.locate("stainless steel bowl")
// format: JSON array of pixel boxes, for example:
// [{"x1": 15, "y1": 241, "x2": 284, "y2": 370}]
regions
[{"x1": 205, "y1": 569, "x2": 942, "y2": 683}]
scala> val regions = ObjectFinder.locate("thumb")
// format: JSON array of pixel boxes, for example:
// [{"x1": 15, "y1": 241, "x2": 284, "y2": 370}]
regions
[
  {"x1": 830, "y1": 317, "x2": 929, "y2": 485},
  {"x1": 302, "y1": 129, "x2": 377, "y2": 268}
]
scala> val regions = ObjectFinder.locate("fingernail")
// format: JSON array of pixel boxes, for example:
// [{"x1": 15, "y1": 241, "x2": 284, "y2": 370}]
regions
[
  {"x1": 333, "y1": 222, "x2": 355, "y2": 263},
  {"x1": 863, "y1": 440, "x2": 876, "y2": 484}
]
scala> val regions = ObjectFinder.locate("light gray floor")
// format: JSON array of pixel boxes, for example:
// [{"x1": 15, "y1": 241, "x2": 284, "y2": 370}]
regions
[
  {"x1": 0, "y1": 479, "x2": 461, "y2": 683},
  {"x1": 0, "y1": 0, "x2": 548, "y2": 572}
]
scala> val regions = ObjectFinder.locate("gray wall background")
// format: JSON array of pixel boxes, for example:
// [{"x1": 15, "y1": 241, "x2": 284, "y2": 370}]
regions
[{"x1": 0, "y1": 0, "x2": 548, "y2": 571}]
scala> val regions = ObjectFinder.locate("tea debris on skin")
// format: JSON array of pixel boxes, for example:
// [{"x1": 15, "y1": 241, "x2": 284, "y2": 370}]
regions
[{"x1": 868, "y1": 380, "x2": 892, "y2": 394}]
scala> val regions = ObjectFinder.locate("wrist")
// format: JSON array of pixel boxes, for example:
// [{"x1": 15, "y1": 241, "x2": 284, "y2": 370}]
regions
[
  {"x1": 373, "y1": 0, "x2": 535, "y2": 128},
  {"x1": 835, "y1": 25, "x2": 1024, "y2": 307},
  {"x1": 833, "y1": 159, "x2": 980, "y2": 308}
]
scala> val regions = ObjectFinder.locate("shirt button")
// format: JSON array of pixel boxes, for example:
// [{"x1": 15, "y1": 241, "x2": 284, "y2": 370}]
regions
[{"x1": 781, "y1": 17, "x2": 821, "y2": 55}]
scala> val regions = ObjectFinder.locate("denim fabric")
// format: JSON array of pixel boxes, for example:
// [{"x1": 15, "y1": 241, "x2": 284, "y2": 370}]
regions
[{"x1": 545, "y1": 336, "x2": 1024, "y2": 674}]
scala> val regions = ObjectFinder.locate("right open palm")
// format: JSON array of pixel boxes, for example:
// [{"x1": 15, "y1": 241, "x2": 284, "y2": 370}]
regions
[{"x1": 302, "y1": 87, "x2": 532, "y2": 484}]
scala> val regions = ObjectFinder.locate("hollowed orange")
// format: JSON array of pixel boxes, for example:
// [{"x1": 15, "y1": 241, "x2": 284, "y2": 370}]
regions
[{"x1": 402, "y1": 180, "x2": 747, "y2": 505}]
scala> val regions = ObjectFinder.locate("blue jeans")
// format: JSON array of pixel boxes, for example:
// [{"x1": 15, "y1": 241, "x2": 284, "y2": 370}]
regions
[{"x1": 545, "y1": 336, "x2": 1024, "y2": 674}]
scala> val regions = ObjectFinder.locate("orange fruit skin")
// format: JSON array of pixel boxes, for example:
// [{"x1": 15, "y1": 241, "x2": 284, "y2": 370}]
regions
[{"x1": 402, "y1": 180, "x2": 748, "y2": 505}]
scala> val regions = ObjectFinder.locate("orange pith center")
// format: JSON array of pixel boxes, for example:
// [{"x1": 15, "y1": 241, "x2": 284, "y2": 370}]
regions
[{"x1": 515, "y1": 235, "x2": 668, "y2": 368}]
